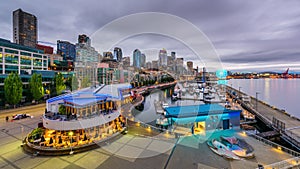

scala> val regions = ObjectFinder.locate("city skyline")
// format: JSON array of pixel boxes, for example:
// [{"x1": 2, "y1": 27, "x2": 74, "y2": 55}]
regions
[{"x1": 0, "y1": 1, "x2": 300, "y2": 72}]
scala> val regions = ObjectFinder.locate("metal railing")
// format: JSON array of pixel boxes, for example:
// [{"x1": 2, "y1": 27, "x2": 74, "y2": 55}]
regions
[
  {"x1": 247, "y1": 132, "x2": 300, "y2": 157},
  {"x1": 258, "y1": 157, "x2": 300, "y2": 169}
]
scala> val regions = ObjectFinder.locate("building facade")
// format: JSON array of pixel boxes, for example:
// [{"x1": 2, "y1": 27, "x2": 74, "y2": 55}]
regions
[
  {"x1": 36, "y1": 44, "x2": 53, "y2": 54},
  {"x1": 140, "y1": 53, "x2": 146, "y2": 68},
  {"x1": 133, "y1": 49, "x2": 141, "y2": 68},
  {"x1": 159, "y1": 49, "x2": 167, "y2": 67},
  {"x1": 122, "y1": 57, "x2": 130, "y2": 68},
  {"x1": 113, "y1": 47, "x2": 122, "y2": 62},
  {"x1": 75, "y1": 35, "x2": 99, "y2": 87},
  {"x1": 187, "y1": 61, "x2": 193, "y2": 72},
  {"x1": 57, "y1": 40, "x2": 76, "y2": 61},
  {"x1": 13, "y1": 9, "x2": 37, "y2": 48}
]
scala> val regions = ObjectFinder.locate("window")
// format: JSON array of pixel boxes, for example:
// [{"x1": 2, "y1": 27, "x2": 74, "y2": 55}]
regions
[{"x1": 5, "y1": 49, "x2": 18, "y2": 54}]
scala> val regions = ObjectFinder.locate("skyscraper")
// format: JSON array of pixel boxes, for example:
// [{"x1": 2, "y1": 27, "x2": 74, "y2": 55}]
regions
[
  {"x1": 113, "y1": 47, "x2": 122, "y2": 62},
  {"x1": 141, "y1": 53, "x2": 146, "y2": 68},
  {"x1": 57, "y1": 40, "x2": 76, "y2": 61},
  {"x1": 13, "y1": 8, "x2": 37, "y2": 48},
  {"x1": 75, "y1": 34, "x2": 99, "y2": 87},
  {"x1": 122, "y1": 57, "x2": 130, "y2": 67},
  {"x1": 133, "y1": 49, "x2": 141, "y2": 68},
  {"x1": 159, "y1": 49, "x2": 167, "y2": 67},
  {"x1": 187, "y1": 61, "x2": 194, "y2": 71}
]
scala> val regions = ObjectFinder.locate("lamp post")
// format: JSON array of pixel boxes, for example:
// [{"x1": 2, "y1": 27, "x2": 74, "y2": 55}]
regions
[
  {"x1": 256, "y1": 92, "x2": 260, "y2": 112},
  {"x1": 69, "y1": 131, "x2": 74, "y2": 155},
  {"x1": 238, "y1": 87, "x2": 242, "y2": 99},
  {"x1": 21, "y1": 125, "x2": 24, "y2": 146}
]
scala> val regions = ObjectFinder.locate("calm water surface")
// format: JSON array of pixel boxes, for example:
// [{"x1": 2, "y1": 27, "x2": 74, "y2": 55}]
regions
[{"x1": 229, "y1": 79, "x2": 300, "y2": 118}]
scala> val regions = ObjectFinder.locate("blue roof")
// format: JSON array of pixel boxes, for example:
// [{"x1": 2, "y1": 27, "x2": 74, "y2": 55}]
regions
[{"x1": 165, "y1": 104, "x2": 241, "y2": 118}]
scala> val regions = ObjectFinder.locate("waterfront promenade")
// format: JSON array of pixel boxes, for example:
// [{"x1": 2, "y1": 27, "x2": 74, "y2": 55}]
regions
[{"x1": 228, "y1": 86, "x2": 300, "y2": 150}]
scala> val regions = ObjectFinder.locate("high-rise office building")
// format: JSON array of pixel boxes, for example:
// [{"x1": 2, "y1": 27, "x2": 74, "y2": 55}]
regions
[
  {"x1": 75, "y1": 34, "x2": 99, "y2": 87},
  {"x1": 57, "y1": 40, "x2": 76, "y2": 61},
  {"x1": 159, "y1": 49, "x2": 167, "y2": 67},
  {"x1": 152, "y1": 60, "x2": 159, "y2": 69},
  {"x1": 122, "y1": 57, "x2": 130, "y2": 68},
  {"x1": 103, "y1": 52, "x2": 113, "y2": 59},
  {"x1": 187, "y1": 61, "x2": 194, "y2": 72},
  {"x1": 141, "y1": 53, "x2": 146, "y2": 68},
  {"x1": 133, "y1": 49, "x2": 141, "y2": 68},
  {"x1": 13, "y1": 9, "x2": 37, "y2": 48},
  {"x1": 113, "y1": 47, "x2": 122, "y2": 62}
]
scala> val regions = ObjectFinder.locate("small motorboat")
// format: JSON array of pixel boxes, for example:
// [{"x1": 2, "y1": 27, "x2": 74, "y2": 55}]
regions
[{"x1": 207, "y1": 139, "x2": 241, "y2": 160}]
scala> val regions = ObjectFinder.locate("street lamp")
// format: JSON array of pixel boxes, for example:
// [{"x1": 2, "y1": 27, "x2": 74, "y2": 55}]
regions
[
  {"x1": 69, "y1": 131, "x2": 74, "y2": 155},
  {"x1": 256, "y1": 92, "x2": 260, "y2": 112},
  {"x1": 20, "y1": 125, "x2": 24, "y2": 146},
  {"x1": 238, "y1": 87, "x2": 242, "y2": 99}
]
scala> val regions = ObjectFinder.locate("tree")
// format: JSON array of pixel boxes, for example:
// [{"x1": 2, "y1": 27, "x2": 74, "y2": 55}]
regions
[
  {"x1": 4, "y1": 73, "x2": 23, "y2": 108},
  {"x1": 29, "y1": 73, "x2": 44, "y2": 102},
  {"x1": 81, "y1": 77, "x2": 91, "y2": 88},
  {"x1": 55, "y1": 73, "x2": 66, "y2": 95},
  {"x1": 71, "y1": 76, "x2": 79, "y2": 91}
]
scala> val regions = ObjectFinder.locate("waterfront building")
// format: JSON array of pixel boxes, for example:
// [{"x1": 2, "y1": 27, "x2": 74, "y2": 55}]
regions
[
  {"x1": 36, "y1": 44, "x2": 53, "y2": 54},
  {"x1": 122, "y1": 57, "x2": 130, "y2": 68},
  {"x1": 75, "y1": 34, "x2": 99, "y2": 87},
  {"x1": 113, "y1": 47, "x2": 122, "y2": 62},
  {"x1": 0, "y1": 38, "x2": 48, "y2": 75},
  {"x1": 98, "y1": 63, "x2": 131, "y2": 84},
  {"x1": 165, "y1": 104, "x2": 241, "y2": 133},
  {"x1": 33, "y1": 84, "x2": 132, "y2": 150},
  {"x1": 13, "y1": 9, "x2": 37, "y2": 48},
  {"x1": 133, "y1": 49, "x2": 141, "y2": 68},
  {"x1": 57, "y1": 40, "x2": 76, "y2": 61},
  {"x1": 159, "y1": 49, "x2": 167, "y2": 67}
]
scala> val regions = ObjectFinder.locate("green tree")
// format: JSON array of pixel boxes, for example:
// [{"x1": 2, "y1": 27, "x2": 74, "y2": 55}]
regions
[
  {"x1": 81, "y1": 77, "x2": 91, "y2": 88},
  {"x1": 55, "y1": 73, "x2": 66, "y2": 95},
  {"x1": 29, "y1": 73, "x2": 44, "y2": 102},
  {"x1": 4, "y1": 73, "x2": 23, "y2": 108}
]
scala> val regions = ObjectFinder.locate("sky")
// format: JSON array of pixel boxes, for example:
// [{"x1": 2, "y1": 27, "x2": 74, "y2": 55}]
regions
[{"x1": 1, "y1": 0, "x2": 300, "y2": 72}]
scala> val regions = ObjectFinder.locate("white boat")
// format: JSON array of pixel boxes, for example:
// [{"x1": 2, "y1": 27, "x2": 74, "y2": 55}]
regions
[
  {"x1": 162, "y1": 103, "x2": 169, "y2": 109},
  {"x1": 207, "y1": 139, "x2": 241, "y2": 160}
]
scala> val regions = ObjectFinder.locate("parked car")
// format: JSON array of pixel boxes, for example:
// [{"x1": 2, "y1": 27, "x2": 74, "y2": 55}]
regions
[{"x1": 12, "y1": 114, "x2": 33, "y2": 120}]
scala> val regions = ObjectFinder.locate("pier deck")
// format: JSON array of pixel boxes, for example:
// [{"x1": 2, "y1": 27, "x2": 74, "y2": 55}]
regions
[{"x1": 227, "y1": 86, "x2": 300, "y2": 149}]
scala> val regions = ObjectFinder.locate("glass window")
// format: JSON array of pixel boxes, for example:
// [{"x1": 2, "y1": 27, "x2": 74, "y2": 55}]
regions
[
  {"x1": 5, "y1": 65, "x2": 18, "y2": 74},
  {"x1": 20, "y1": 52, "x2": 31, "y2": 56},
  {"x1": 0, "y1": 53, "x2": 2, "y2": 63},
  {"x1": 5, "y1": 49, "x2": 18, "y2": 54},
  {"x1": 33, "y1": 54, "x2": 42, "y2": 58},
  {"x1": 20, "y1": 55, "x2": 31, "y2": 65}
]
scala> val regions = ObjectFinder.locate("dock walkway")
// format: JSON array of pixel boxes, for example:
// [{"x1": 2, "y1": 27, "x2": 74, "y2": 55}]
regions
[{"x1": 227, "y1": 86, "x2": 300, "y2": 150}]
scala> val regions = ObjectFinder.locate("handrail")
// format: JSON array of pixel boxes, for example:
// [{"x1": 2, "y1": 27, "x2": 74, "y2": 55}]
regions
[
  {"x1": 247, "y1": 132, "x2": 300, "y2": 157},
  {"x1": 257, "y1": 157, "x2": 300, "y2": 169}
]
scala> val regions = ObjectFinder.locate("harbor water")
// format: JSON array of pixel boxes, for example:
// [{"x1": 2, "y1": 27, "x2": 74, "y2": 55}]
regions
[{"x1": 228, "y1": 79, "x2": 300, "y2": 118}]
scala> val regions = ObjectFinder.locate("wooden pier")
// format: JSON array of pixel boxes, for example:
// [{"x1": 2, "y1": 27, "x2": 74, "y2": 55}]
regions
[{"x1": 227, "y1": 86, "x2": 300, "y2": 151}]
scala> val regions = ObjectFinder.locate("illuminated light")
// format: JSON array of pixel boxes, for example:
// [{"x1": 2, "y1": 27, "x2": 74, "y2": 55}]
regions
[
  {"x1": 69, "y1": 131, "x2": 73, "y2": 136},
  {"x1": 277, "y1": 146, "x2": 282, "y2": 151}
]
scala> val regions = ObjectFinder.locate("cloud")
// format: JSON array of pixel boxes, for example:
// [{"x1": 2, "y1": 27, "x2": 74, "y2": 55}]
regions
[{"x1": 0, "y1": 0, "x2": 300, "y2": 72}]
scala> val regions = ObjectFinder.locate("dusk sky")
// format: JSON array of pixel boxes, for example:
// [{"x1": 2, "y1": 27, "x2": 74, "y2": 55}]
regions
[{"x1": 1, "y1": 0, "x2": 300, "y2": 72}]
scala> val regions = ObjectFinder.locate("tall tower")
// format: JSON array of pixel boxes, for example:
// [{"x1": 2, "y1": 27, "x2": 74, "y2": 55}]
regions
[
  {"x1": 159, "y1": 49, "x2": 167, "y2": 67},
  {"x1": 113, "y1": 47, "x2": 122, "y2": 62},
  {"x1": 133, "y1": 49, "x2": 141, "y2": 68},
  {"x1": 13, "y1": 8, "x2": 37, "y2": 48}
]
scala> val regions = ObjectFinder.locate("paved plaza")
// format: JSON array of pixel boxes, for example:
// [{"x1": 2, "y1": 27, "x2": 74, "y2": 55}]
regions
[{"x1": 0, "y1": 104, "x2": 295, "y2": 169}]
